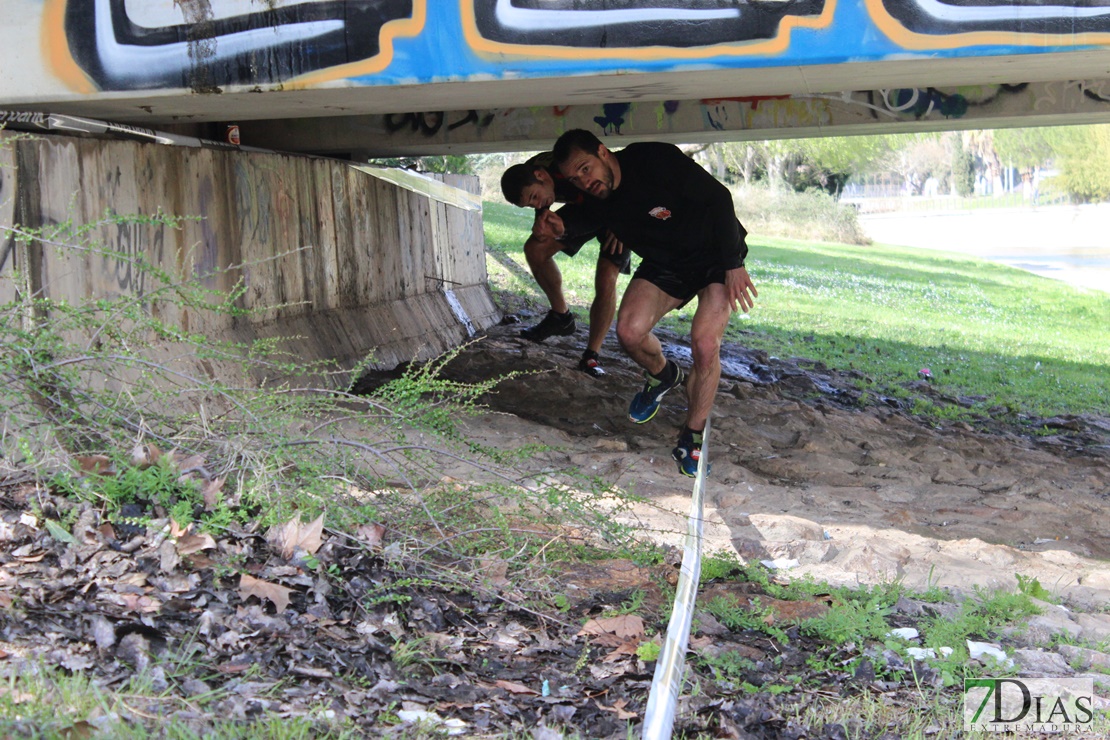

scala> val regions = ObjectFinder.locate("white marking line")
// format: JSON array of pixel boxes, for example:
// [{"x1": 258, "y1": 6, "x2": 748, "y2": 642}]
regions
[{"x1": 642, "y1": 418, "x2": 710, "y2": 740}]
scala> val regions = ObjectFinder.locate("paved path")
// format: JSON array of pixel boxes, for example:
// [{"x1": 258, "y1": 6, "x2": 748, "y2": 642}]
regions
[{"x1": 860, "y1": 204, "x2": 1110, "y2": 293}]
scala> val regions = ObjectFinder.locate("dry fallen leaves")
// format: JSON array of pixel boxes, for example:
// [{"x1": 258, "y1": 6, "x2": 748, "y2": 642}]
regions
[
  {"x1": 266, "y1": 514, "x2": 325, "y2": 560},
  {"x1": 577, "y1": 614, "x2": 645, "y2": 648},
  {"x1": 238, "y1": 573, "x2": 292, "y2": 613}
]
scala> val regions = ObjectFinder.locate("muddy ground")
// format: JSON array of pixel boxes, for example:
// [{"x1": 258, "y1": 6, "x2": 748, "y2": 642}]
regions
[
  {"x1": 442, "y1": 316, "x2": 1110, "y2": 607},
  {"x1": 1, "y1": 313, "x2": 1109, "y2": 738}
]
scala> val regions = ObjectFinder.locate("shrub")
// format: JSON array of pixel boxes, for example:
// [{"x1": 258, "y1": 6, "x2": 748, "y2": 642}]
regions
[{"x1": 732, "y1": 184, "x2": 870, "y2": 245}]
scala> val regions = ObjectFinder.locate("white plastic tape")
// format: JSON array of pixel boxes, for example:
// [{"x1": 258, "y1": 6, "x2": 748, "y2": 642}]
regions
[{"x1": 642, "y1": 418, "x2": 710, "y2": 740}]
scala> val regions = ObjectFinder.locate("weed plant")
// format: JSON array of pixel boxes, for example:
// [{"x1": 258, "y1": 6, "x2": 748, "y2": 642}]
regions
[{"x1": 0, "y1": 149, "x2": 642, "y2": 610}]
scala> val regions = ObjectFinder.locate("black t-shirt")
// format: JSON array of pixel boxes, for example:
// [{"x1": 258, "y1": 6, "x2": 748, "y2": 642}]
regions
[{"x1": 577, "y1": 142, "x2": 747, "y2": 272}]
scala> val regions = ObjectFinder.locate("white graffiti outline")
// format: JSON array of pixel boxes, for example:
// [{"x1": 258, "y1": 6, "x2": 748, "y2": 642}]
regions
[
  {"x1": 879, "y1": 88, "x2": 932, "y2": 115},
  {"x1": 94, "y1": 0, "x2": 344, "y2": 86},
  {"x1": 493, "y1": 0, "x2": 740, "y2": 31},
  {"x1": 803, "y1": 92, "x2": 902, "y2": 119},
  {"x1": 905, "y1": 0, "x2": 1110, "y2": 23}
]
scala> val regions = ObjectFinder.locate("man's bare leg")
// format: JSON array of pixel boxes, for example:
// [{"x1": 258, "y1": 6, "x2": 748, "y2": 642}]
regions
[
  {"x1": 615, "y1": 279, "x2": 681, "y2": 376},
  {"x1": 520, "y1": 235, "x2": 578, "y2": 343},
  {"x1": 587, "y1": 257, "x2": 621, "y2": 355},
  {"x1": 683, "y1": 282, "x2": 732, "y2": 431},
  {"x1": 523, "y1": 235, "x2": 569, "y2": 314}
]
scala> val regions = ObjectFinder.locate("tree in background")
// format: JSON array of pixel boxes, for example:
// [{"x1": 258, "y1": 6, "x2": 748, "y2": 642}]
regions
[
  {"x1": 993, "y1": 127, "x2": 1055, "y2": 172},
  {"x1": 702, "y1": 135, "x2": 894, "y2": 195},
  {"x1": 951, "y1": 137, "x2": 976, "y2": 197},
  {"x1": 1047, "y1": 125, "x2": 1110, "y2": 202}
]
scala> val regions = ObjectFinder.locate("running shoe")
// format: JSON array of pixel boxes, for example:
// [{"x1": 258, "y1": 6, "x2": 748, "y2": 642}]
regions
[
  {"x1": 520, "y1": 310, "x2": 576, "y2": 342},
  {"x1": 627, "y1": 360, "x2": 684, "y2": 424},
  {"x1": 672, "y1": 427, "x2": 707, "y2": 478},
  {"x1": 578, "y1": 351, "x2": 606, "y2": 378}
]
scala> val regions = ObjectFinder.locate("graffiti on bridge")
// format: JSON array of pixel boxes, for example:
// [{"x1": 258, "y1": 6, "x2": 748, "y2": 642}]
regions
[
  {"x1": 384, "y1": 110, "x2": 497, "y2": 137},
  {"x1": 869, "y1": 0, "x2": 1110, "y2": 44},
  {"x1": 58, "y1": 0, "x2": 419, "y2": 91},
  {"x1": 465, "y1": 0, "x2": 831, "y2": 54},
  {"x1": 105, "y1": 216, "x2": 167, "y2": 297}
]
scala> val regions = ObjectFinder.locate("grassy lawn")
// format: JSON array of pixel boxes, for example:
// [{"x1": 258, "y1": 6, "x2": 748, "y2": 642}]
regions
[{"x1": 484, "y1": 201, "x2": 1110, "y2": 421}]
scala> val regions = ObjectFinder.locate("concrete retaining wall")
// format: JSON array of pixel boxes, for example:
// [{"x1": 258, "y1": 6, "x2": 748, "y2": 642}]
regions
[{"x1": 0, "y1": 131, "x2": 499, "y2": 380}]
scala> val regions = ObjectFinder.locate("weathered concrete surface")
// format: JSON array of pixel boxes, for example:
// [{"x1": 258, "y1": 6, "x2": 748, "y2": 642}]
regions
[{"x1": 0, "y1": 131, "x2": 499, "y2": 381}]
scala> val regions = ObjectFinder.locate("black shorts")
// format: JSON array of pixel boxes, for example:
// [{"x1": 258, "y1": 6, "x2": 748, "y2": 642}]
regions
[
  {"x1": 554, "y1": 204, "x2": 632, "y2": 274},
  {"x1": 633, "y1": 260, "x2": 726, "y2": 308}
]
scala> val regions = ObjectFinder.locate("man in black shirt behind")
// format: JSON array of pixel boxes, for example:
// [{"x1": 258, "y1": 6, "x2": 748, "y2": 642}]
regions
[
  {"x1": 501, "y1": 153, "x2": 631, "y2": 377},
  {"x1": 553, "y1": 129, "x2": 757, "y2": 477}
]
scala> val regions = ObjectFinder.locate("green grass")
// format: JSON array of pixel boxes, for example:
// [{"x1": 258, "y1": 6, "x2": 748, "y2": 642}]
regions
[
  {"x1": 483, "y1": 201, "x2": 1110, "y2": 420},
  {"x1": 739, "y1": 237, "x2": 1110, "y2": 417}
]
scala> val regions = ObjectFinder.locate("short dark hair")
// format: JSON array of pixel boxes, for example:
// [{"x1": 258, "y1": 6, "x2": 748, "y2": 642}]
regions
[
  {"x1": 500, "y1": 163, "x2": 543, "y2": 205},
  {"x1": 553, "y1": 129, "x2": 604, "y2": 168}
]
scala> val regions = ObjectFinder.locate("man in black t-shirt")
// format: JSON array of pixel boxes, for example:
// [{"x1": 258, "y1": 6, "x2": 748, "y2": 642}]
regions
[
  {"x1": 553, "y1": 129, "x2": 758, "y2": 477},
  {"x1": 500, "y1": 153, "x2": 631, "y2": 377}
]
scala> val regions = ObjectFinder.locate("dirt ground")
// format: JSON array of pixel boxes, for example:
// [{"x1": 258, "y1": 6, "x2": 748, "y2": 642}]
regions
[{"x1": 442, "y1": 318, "x2": 1110, "y2": 608}]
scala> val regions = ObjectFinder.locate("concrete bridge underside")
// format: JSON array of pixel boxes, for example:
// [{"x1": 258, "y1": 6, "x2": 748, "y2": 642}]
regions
[
  {"x1": 5, "y1": 4, "x2": 1110, "y2": 155},
  {"x1": 13, "y1": 58, "x2": 1110, "y2": 157}
]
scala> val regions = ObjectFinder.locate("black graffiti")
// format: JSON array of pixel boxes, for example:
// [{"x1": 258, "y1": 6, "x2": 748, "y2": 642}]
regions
[
  {"x1": 105, "y1": 217, "x2": 166, "y2": 297},
  {"x1": 1082, "y1": 86, "x2": 1110, "y2": 104},
  {"x1": 0, "y1": 111, "x2": 48, "y2": 127},
  {"x1": 876, "y1": 0, "x2": 1110, "y2": 37},
  {"x1": 64, "y1": 0, "x2": 415, "y2": 92},
  {"x1": 593, "y1": 103, "x2": 631, "y2": 134},
  {"x1": 470, "y1": 0, "x2": 827, "y2": 49},
  {"x1": 385, "y1": 110, "x2": 496, "y2": 137},
  {"x1": 386, "y1": 112, "x2": 444, "y2": 136},
  {"x1": 878, "y1": 87, "x2": 970, "y2": 119}
]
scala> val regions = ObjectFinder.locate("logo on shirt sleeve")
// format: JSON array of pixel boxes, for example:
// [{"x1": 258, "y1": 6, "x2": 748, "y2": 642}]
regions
[{"x1": 649, "y1": 206, "x2": 672, "y2": 220}]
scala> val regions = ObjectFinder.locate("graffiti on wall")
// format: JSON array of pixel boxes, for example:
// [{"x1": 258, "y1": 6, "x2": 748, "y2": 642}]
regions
[
  {"x1": 372, "y1": 78, "x2": 1110, "y2": 151},
  {"x1": 867, "y1": 0, "x2": 1110, "y2": 47},
  {"x1": 55, "y1": 0, "x2": 422, "y2": 91},
  {"x1": 463, "y1": 0, "x2": 831, "y2": 53},
  {"x1": 33, "y1": 0, "x2": 1110, "y2": 95}
]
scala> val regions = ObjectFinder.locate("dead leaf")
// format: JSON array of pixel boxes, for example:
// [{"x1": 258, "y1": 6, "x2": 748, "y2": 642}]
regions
[
  {"x1": 174, "y1": 453, "x2": 205, "y2": 475},
  {"x1": 0, "y1": 686, "x2": 35, "y2": 703},
  {"x1": 76, "y1": 455, "x2": 113, "y2": 476},
  {"x1": 356, "y1": 523, "x2": 385, "y2": 548},
  {"x1": 200, "y1": 477, "x2": 225, "y2": 510},
  {"x1": 602, "y1": 640, "x2": 640, "y2": 662},
  {"x1": 578, "y1": 614, "x2": 645, "y2": 640},
  {"x1": 130, "y1": 443, "x2": 163, "y2": 469},
  {"x1": 494, "y1": 679, "x2": 538, "y2": 695},
  {"x1": 0, "y1": 592, "x2": 12, "y2": 609},
  {"x1": 266, "y1": 514, "x2": 325, "y2": 559},
  {"x1": 689, "y1": 635, "x2": 713, "y2": 650},
  {"x1": 596, "y1": 698, "x2": 637, "y2": 720},
  {"x1": 479, "y1": 558, "x2": 510, "y2": 588},
  {"x1": 215, "y1": 662, "x2": 252, "y2": 674},
  {"x1": 238, "y1": 573, "x2": 292, "y2": 612},
  {"x1": 176, "y1": 531, "x2": 216, "y2": 556}
]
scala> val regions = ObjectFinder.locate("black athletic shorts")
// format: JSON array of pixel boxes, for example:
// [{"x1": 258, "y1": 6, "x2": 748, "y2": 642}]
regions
[
  {"x1": 633, "y1": 260, "x2": 726, "y2": 308},
  {"x1": 554, "y1": 204, "x2": 632, "y2": 275}
]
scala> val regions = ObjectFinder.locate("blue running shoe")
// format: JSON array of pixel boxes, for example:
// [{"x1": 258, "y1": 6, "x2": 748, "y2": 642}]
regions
[
  {"x1": 672, "y1": 428, "x2": 707, "y2": 478},
  {"x1": 627, "y1": 361, "x2": 684, "y2": 424}
]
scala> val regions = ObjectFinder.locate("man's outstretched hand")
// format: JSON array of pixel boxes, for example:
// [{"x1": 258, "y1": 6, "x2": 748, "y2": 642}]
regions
[{"x1": 725, "y1": 267, "x2": 757, "y2": 313}]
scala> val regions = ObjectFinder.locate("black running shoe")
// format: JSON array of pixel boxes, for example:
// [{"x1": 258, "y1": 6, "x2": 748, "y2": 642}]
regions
[
  {"x1": 578, "y1": 351, "x2": 606, "y2": 378},
  {"x1": 520, "y1": 310, "x2": 576, "y2": 342}
]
